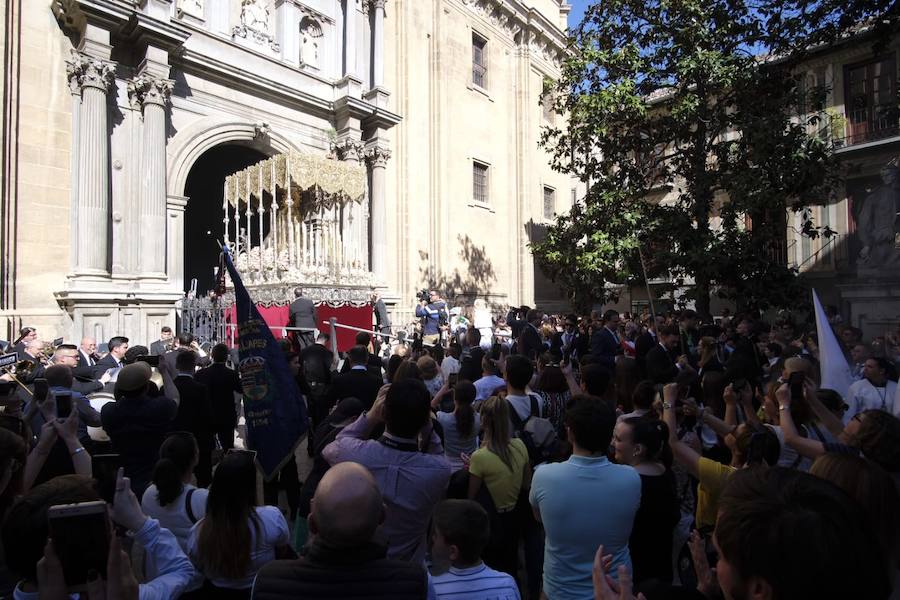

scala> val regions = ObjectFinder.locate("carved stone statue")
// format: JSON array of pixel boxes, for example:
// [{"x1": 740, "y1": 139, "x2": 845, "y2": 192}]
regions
[
  {"x1": 240, "y1": 0, "x2": 270, "y2": 33},
  {"x1": 176, "y1": 0, "x2": 204, "y2": 19},
  {"x1": 299, "y1": 17, "x2": 323, "y2": 69},
  {"x1": 232, "y1": 0, "x2": 279, "y2": 52},
  {"x1": 857, "y1": 162, "x2": 900, "y2": 266}
]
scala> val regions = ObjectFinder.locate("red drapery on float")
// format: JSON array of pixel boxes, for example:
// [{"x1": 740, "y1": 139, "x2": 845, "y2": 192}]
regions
[{"x1": 225, "y1": 302, "x2": 373, "y2": 353}]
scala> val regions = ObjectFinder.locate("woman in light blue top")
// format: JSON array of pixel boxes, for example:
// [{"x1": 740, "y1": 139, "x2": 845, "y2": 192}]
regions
[{"x1": 434, "y1": 380, "x2": 480, "y2": 470}]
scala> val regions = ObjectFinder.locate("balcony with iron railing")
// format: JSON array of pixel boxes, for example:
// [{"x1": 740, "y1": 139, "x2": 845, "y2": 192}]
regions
[{"x1": 816, "y1": 105, "x2": 900, "y2": 149}]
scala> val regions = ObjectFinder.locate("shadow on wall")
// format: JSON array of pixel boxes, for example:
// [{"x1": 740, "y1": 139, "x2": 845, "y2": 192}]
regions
[{"x1": 418, "y1": 235, "x2": 498, "y2": 305}]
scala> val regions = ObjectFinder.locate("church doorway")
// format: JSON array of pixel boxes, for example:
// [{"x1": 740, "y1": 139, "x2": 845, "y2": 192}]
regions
[{"x1": 183, "y1": 144, "x2": 268, "y2": 294}]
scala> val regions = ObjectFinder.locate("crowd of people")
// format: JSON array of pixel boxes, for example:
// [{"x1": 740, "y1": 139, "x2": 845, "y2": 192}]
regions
[{"x1": 0, "y1": 292, "x2": 899, "y2": 599}]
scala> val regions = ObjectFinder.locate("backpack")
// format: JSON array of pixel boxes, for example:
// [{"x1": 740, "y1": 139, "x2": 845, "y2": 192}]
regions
[{"x1": 509, "y1": 393, "x2": 560, "y2": 466}]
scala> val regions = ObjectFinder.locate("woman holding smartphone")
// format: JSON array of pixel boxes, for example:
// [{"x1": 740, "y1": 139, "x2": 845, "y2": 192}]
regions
[{"x1": 187, "y1": 450, "x2": 289, "y2": 598}]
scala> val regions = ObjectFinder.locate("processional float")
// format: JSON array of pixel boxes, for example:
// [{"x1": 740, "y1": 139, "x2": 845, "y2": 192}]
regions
[{"x1": 221, "y1": 150, "x2": 376, "y2": 304}]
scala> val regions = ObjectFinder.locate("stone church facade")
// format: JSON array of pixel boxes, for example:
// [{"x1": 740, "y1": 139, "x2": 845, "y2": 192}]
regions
[{"x1": 0, "y1": 0, "x2": 573, "y2": 344}]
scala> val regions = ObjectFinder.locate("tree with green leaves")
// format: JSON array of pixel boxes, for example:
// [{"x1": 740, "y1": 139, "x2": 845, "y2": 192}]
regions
[{"x1": 536, "y1": 0, "x2": 841, "y2": 316}]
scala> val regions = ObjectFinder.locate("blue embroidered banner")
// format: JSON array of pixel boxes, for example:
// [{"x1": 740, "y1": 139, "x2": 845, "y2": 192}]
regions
[{"x1": 223, "y1": 247, "x2": 307, "y2": 480}]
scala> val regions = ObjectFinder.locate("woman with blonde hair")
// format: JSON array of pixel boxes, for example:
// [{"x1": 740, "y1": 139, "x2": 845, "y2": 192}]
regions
[
  {"x1": 467, "y1": 396, "x2": 531, "y2": 578},
  {"x1": 416, "y1": 355, "x2": 444, "y2": 399}
]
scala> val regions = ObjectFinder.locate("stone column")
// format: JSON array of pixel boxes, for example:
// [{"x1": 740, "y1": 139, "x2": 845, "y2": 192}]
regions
[
  {"x1": 130, "y1": 76, "x2": 174, "y2": 278},
  {"x1": 344, "y1": 0, "x2": 358, "y2": 77},
  {"x1": 66, "y1": 53, "x2": 83, "y2": 275},
  {"x1": 68, "y1": 53, "x2": 115, "y2": 277},
  {"x1": 365, "y1": 145, "x2": 390, "y2": 280},
  {"x1": 372, "y1": 0, "x2": 386, "y2": 87}
]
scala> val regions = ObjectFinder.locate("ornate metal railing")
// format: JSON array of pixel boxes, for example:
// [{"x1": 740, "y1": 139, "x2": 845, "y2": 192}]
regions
[{"x1": 178, "y1": 296, "x2": 228, "y2": 347}]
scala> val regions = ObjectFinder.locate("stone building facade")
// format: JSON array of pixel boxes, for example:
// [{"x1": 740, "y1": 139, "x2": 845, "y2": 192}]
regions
[{"x1": 0, "y1": 0, "x2": 573, "y2": 344}]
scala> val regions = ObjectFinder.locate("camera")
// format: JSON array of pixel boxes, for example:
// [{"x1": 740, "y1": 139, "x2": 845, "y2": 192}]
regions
[{"x1": 416, "y1": 289, "x2": 430, "y2": 303}]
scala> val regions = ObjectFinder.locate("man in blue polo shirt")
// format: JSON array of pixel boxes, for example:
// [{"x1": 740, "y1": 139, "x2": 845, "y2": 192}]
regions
[{"x1": 530, "y1": 394, "x2": 641, "y2": 600}]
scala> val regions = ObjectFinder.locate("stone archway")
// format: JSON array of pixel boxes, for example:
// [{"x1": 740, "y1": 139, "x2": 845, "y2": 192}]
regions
[{"x1": 165, "y1": 119, "x2": 302, "y2": 290}]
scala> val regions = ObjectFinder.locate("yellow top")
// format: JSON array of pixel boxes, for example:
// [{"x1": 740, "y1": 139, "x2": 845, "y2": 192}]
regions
[
  {"x1": 469, "y1": 439, "x2": 529, "y2": 511},
  {"x1": 696, "y1": 457, "x2": 736, "y2": 528}
]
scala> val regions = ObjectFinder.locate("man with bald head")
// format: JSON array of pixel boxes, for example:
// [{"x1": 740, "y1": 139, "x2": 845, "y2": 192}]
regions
[
  {"x1": 77, "y1": 336, "x2": 98, "y2": 369},
  {"x1": 250, "y1": 462, "x2": 432, "y2": 600}
]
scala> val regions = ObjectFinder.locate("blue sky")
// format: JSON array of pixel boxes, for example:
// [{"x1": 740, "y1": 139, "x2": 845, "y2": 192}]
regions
[{"x1": 567, "y1": 0, "x2": 591, "y2": 30}]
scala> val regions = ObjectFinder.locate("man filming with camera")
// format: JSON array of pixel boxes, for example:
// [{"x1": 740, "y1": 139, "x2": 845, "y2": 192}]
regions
[{"x1": 415, "y1": 290, "x2": 448, "y2": 347}]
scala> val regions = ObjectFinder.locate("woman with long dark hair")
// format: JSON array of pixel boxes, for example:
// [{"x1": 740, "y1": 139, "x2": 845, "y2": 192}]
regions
[
  {"x1": 187, "y1": 450, "x2": 289, "y2": 598},
  {"x1": 435, "y1": 381, "x2": 480, "y2": 470},
  {"x1": 533, "y1": 352, "x2": 571, "y2": 436},
  {"x1": 612, "y1": 418, "x2": 680, "y2": 586},
  {"x1": 142, "y1": 431, "x2": 207, "y2": 551}
]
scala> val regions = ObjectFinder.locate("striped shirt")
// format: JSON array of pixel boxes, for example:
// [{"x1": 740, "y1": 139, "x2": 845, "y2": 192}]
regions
[{"x1": 432, "y1": 563, "x2": 521, "y2": 600}]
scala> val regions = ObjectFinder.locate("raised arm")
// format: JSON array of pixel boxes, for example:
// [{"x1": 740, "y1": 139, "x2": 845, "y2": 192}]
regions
[
  {"x1": 662, "y1": 383, "x2": 701, "y2": 479},
  {"x1": 776, "y1": 383, "x2": 825, "y2": 460},
  {"x1": 683, "y1": 398, "x2": 734, "y2": 438},
  {"x1": 804, "y1": 381, "x2": 845, "y2": 439}
]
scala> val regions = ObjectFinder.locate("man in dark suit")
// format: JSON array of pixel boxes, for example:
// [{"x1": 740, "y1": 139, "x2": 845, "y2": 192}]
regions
[
  {"x1": 13, "y1": 327, "x2": 36, "y2": 359},
  {"x1": 162, "y1": 332, "x2": 212, "y2": 374},
  {"x1": 372, "y1": 291, "x2": 391, "y2": 335},
  {"x1": 635, "y1": 314, "x2": 666, "y2": 378},
  {"x1": 149, "y1": 326, "x2": 174, "y2": 356},
  {"x1": 196, "y1": 343, "x2": 242, "y2": 451},
  {"x1": 325, "y1": 345, "x2": 383, "y2": 411},
  {"x1": 101, "y1": 362, "x2": 177, "y2": 495},
  {"x1": 92, "y1": 336, "x2": 129, "y2": 379},
  {"x1": 646, "y1": 325, "x2": 691, "y2": 385},
  {"x1": 289, "y1": 287, "x2": 318, "y2": 350},
  {"x1": 517, "y1": 309, "x2": 546, "y2": 360},
  {"x1": 301, "y1": 332, "x2": 335, "y2": 429},
  {"x1": 77, "y1": 337, "x2": 98, "y2": 371},
  {"x1": 51, "y1": 344, "x2": 105, "y2": 395},
  {"x1": 551, "y1": 314, "x2": 583, "y2": 361},
  {"x1": 590, "y1": 310, "x2": 623, "y2": 372},
  {"x1": 339, "y1": 332, "x2": 382, "y2": 376},
  {"x1": 172, "y1": 350, "x2": 215, "y2": 487},
  {"x1": 678, "y1": 310, "x2": 701, "y2": 366}
]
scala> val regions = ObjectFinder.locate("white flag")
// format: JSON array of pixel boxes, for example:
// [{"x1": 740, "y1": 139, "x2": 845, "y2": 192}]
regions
[{"x1": 812, "y1": 289, "x2": 853, "y2": 399}]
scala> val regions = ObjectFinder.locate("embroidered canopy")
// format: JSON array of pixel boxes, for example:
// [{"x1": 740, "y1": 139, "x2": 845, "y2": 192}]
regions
[{"x1": 224, "y1": 150, "x2": 366, "y2": 207}]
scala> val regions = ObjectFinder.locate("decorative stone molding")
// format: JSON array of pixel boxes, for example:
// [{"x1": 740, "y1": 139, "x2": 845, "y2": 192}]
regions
[
  {"x1": 127, "y1": 75, "x2": 174, "y2": 110},
  {"x1": 459, "y1": 0, "x2": 566, "y2": 68},
  {"x1": 364, "y1": 146, "x2": 391, "y2": 168},
  {"x1": 66, "y1": 51, "x2": 115, "y2": 95},
  {"x1": 253, "y1": 121, "x2": 271, "y2": 140},
  {"x1": 332, "y1": 139, "x2": 364, "y2": 162},
  {"x1": 233, "y1": 0, "x2": 280, "y2": 52}
]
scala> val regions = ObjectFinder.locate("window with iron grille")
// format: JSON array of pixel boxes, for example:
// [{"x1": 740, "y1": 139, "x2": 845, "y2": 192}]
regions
[
  {"x1": 543, "y1": 186, "x2": 555, "y2": 219},
  {"x1": 472, "y1": 33, "x2": 487, "y2": 88},
  {"x1": 473, "y1": 161, "x2": 489, "y2": 204}
]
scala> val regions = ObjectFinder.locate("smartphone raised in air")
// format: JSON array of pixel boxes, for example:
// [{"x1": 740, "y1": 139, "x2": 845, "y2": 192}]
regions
[{"x1": 47, "y1": 501, "x2": 110, "y2": 591}]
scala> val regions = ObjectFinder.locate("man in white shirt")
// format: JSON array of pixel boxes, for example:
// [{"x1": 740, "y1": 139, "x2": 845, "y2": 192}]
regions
[{"x1": 844, "y1": 357, "x2": 899, "y2": 423}]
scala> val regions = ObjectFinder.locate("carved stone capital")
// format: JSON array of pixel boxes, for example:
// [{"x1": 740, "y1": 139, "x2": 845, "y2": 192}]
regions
[
  {"x1": 372, "y1": 0, "x2": 386, "y2": 10},
  {"x1": 364, "y1": 146, "x2": 391, "y2": 168},
  {"x1": 333, "y1": 139, "x2": 364, "y2": 162},
  {"x1": 66, "y1": 51, "x2": 115, "y2": 94},
  {"x1": 127, "y1": 75, "x2": 174, "y2": 110}
]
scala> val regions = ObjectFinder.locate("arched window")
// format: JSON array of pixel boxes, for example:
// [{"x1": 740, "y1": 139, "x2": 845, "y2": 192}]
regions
[{"x1": 299, "y1": 17, "x2": 323, "y2": 69}]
